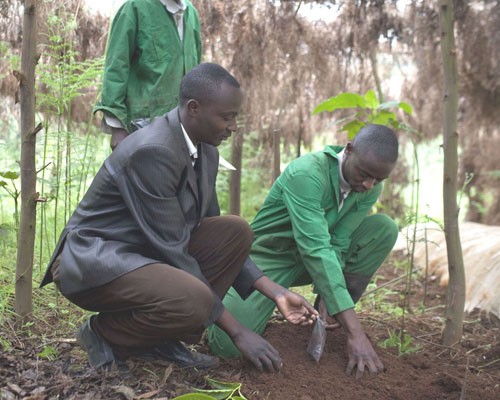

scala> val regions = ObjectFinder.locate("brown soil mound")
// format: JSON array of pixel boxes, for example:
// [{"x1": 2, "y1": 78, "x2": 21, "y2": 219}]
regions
[{"x1": 232, "y1": 319, "x2": 499, "y2": 399}]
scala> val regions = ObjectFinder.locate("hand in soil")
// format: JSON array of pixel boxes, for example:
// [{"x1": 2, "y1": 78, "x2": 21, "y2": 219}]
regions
[
  {"x1": 346, "y1": 331, "x2": 385, "y2": 379},
  {"x1": 275, "y1": 289, "x2": 318, "y2": 326},
  {"x1": 232, "y1": 328, "x2": 283, "y2": 373}
]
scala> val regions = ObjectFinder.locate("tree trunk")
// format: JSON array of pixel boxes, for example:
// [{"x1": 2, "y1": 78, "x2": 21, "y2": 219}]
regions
[
  {"x1": 439, "y1": 0, "x2": 465, "y2": 346},
  {"x1": 273, "y1": 129, "x2": 281, "y2": 181},
  {"x1": 229, "y1": 128, "x2": 243, "y2": 215},
  {"x1": 296, "y1": 113, "x2": 303, "y2": 158},
  {"x1": 369, "y1": 46, "x2": 384, "y2": 103},
  {"x1": 15, "y1": 0, "x2": 38, "y2": 323}
]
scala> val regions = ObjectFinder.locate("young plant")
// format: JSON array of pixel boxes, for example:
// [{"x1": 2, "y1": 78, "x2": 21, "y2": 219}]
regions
[
  {"x1": 0, "y1": 171, "x2": 20, "y2": 229},
  {"x1": 36, "y1": 8, "x2": 105, "y2": 268},
  {"x1": 358, "y1": 284, "x2": 404, "y2": 319},
  {"x1": 378, "y1": 329, "x2": 421, "y2": 356},
  {"x1": 312, "y1": 89, "x2": 413, "y2": 139},
  {"x1": 37, "y1": 345, "x2": 59, "y2": 361}
]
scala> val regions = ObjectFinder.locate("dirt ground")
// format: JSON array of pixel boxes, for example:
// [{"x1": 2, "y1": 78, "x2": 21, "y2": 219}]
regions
[{"x1": 1, "y1": 261, "x2": 499, "y2": 400}]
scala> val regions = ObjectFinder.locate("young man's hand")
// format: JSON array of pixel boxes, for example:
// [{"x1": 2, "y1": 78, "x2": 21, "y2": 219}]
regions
[
  {"x1": 253, "y1": 276, "x2": 318, "y2": 326},
  {"x1": 335, "y1": 308, "x2": 385, "y2": 379},
  {"x1": 275, "y1": 290, "x2": 318, "y2": 326},
  {"x1": 345, "y1": 330, "x2": 385, "y2": 379}
]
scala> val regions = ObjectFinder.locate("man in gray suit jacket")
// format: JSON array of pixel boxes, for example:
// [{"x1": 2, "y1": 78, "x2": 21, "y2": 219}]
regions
[{"x1": 41, "y1": 63, "x2": 317, "y2": 374}]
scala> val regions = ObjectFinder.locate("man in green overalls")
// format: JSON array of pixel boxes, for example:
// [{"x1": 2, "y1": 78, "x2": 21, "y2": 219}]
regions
[
  {"x1": 208, "y1": 124, "x2": 399, "y2": 379},
  {"x1": 94, "y1": 0, "x2": 202, "y2": 150}
]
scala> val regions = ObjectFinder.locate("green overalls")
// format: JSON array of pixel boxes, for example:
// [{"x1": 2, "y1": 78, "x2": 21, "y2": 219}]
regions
[{"x1": 208, "y1": 146, "x2": 398, "y2": 357}]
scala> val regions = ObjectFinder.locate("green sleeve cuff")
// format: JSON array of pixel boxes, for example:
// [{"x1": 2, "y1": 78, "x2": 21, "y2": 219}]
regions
[{"x1": 322, "y1": 286, "x2": 355, "y2": 315}]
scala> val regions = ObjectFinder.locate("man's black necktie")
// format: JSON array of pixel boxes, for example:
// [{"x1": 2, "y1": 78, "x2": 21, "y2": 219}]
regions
[
  {"x1": 193, "y1": 157, "x2": 200, "y2": 174},
  {"x1": 193, "y1": 151, "x2": 201, "y2": 205}
]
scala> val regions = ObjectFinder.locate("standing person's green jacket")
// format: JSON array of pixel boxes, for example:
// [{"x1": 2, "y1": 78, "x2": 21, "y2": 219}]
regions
[{"x1": 94, "y1": 0, "x2": 202, "y2": 132}]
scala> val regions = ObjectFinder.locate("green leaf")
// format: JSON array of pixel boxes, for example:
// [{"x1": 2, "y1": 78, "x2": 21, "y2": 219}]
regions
[
  {"x1": 342, "y1": 120, "x2": 365, "y2": 140},
  {"x1": 193, "y1": 389, "x2": 232, "y2": 400},
  {"x1": 49, "y1": 35, "x2": 62, "y2": 43},
  {"x1": 313, "y1": 93, "x2": 366, "y2": 114},
  {"x1": 205, "y1": 378, "x2": 241, "y2": 391},
  {"x1": 364, "y1": 90, "x2": 379, "y2": 109},
  {"x1": 0, "y1": 181, "x2": 6, "y2": 187},
  {"x1": 37, "y1": 345, "x2": 58, "y2": 360},
  {"x1": 398, "y1": 101, "x2": 413, "y2": 115},
  {"x1": 190, "y1": 378, "x2": 247, "y2": 400},
  {"x1": 0, "y1": 171, "x2": 19, "y2": 179},
  {"x1": 388, "y1": 119, "x2": 401, "y2": 127},
  {"x1": 172, "y1": 394, "x2": 218, "y2": 400},
  {"x1": 312, "y1": 96, "x2": 335, "y2": 114},
  {"x1": 376, "y1": 100, "x2": 413, "y2": 115},
  {"x1": 377, "y1": 100, "x2": 400, "y2": 110},
  {"x1": 371, "y1": 111, "x2": 397, "y2": 126}
]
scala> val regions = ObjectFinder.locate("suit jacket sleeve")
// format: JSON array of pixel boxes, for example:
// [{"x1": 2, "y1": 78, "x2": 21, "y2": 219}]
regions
[
  {"x1": 232, "y1": 257, "x2": 264, "y2": 299},
  {"x1": 201, "y1": 151, "x2": 264, "y2": 299},
  {"x1": 112, "y1": 144, "x2": 225, "y2": 324}
]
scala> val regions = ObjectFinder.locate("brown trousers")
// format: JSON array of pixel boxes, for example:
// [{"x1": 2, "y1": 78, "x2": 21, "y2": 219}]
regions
[{"x1": 53, "y1": 215, "x2": 252, "y2": 356}]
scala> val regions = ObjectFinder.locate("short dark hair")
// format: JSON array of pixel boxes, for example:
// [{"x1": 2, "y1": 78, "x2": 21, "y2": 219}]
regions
[
  {"x1": 179, "y1": 63, "x2": 241, "y2": 106},
  {"x1": 352, "y1": 124, "x2": 399, "y2": 163}
]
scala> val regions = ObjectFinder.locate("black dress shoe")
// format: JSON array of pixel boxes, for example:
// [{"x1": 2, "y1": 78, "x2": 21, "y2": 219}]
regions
[
  {"x1": 76, "y1": 318, "x2": 131, "y2": 377},
  {"x1": 141, "y1": 340, "x2": 219, "y2": 369}
]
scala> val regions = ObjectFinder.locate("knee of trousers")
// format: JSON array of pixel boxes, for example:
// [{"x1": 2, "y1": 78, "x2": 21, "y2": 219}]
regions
[
  {"x1": 364, "y1": 213, "x2": 399, "y2": 246},
  {"x1": 170, "y1": 280, "x2": 215, "y2": 330},
  {"x1": 222, "y1": 215, "x2": 254, "y2": 250}
]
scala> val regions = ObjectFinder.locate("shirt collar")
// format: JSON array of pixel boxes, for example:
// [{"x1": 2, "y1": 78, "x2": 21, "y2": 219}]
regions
[
  {"x1": 159, "y1": 0, "x2": 186, "y2": 14},
  {"x1": 337, "y1": 149, "x2": 352, "y2": 195},
  {"x1": 181, "y1": 123, "x2": 197, "y2": 160}
]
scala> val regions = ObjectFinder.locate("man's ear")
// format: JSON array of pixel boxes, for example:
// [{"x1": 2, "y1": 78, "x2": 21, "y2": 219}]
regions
[
  {"x1": 186, "y1": 99, "x2": 201, "y2": 117},
  {"x1": 345, "y1": 142, "x2": 353, "y2": 154}
]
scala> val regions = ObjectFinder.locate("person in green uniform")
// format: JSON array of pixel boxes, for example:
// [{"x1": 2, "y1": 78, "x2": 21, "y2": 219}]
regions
[
  {"x1": 208, "y1": 124, "x2": 399, "y2": 379},
  {"x1": 94, "y1": 0, "x2": 202, "y2": 150}
]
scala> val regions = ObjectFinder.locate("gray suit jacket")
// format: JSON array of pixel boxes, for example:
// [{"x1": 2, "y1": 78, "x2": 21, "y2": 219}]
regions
[{"x1": 41, "y1": 108, "x2": 263, "y2": 324}]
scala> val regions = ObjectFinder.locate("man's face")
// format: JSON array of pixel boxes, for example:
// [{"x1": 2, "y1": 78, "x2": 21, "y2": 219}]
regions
[
  {"x1": 342, "y1": 145, "x2": 395, "y2": 192},
  {"x1": 190, "y1": 82, "x2": 243, "y2": 147}
]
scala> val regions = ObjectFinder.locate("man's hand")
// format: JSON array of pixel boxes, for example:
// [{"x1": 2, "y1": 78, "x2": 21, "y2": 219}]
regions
[
  {"x1": 216, "y1": 309, "x2": 282, "y2": 373},
  {"x1": 275, "y1": 290, "x2": 318, "y2": 326},
  {"x1": 345, "y1": 331, "x2": 385, "y2": 379},
  {"x1": 335, "y1": 308, "x2": 385, "y2": 379},
  {"x1": 110, "y1": 128, "x2": 129, "y2": 150},
  {"x1": 231, "y1": 328, "x2": 282, "y2": 373},
  {"x1": 253, "y1": 276, "x2": 318, "y2": 326}
]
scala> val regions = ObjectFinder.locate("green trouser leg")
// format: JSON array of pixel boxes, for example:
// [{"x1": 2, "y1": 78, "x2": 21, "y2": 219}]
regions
[
  {"x1": 207, "y1": 213, "x2": 398, "y2": 358},
  {"x1": 342, "y1": 213, "x2": 398, "y2": 302}
]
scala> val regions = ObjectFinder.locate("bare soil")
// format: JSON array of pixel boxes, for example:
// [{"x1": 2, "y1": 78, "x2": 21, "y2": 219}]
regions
[{"x1": 1, "y1": 260, "x2": 499, "y2": 400}]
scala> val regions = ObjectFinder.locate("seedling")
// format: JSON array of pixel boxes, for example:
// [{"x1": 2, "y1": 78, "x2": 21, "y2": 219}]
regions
[
  {"x1": 37, "y1": 345, "x2": 58, "y2": 361},
  {"x1": 378, "y1": 329, "x2": 421, "y2": 356}
]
